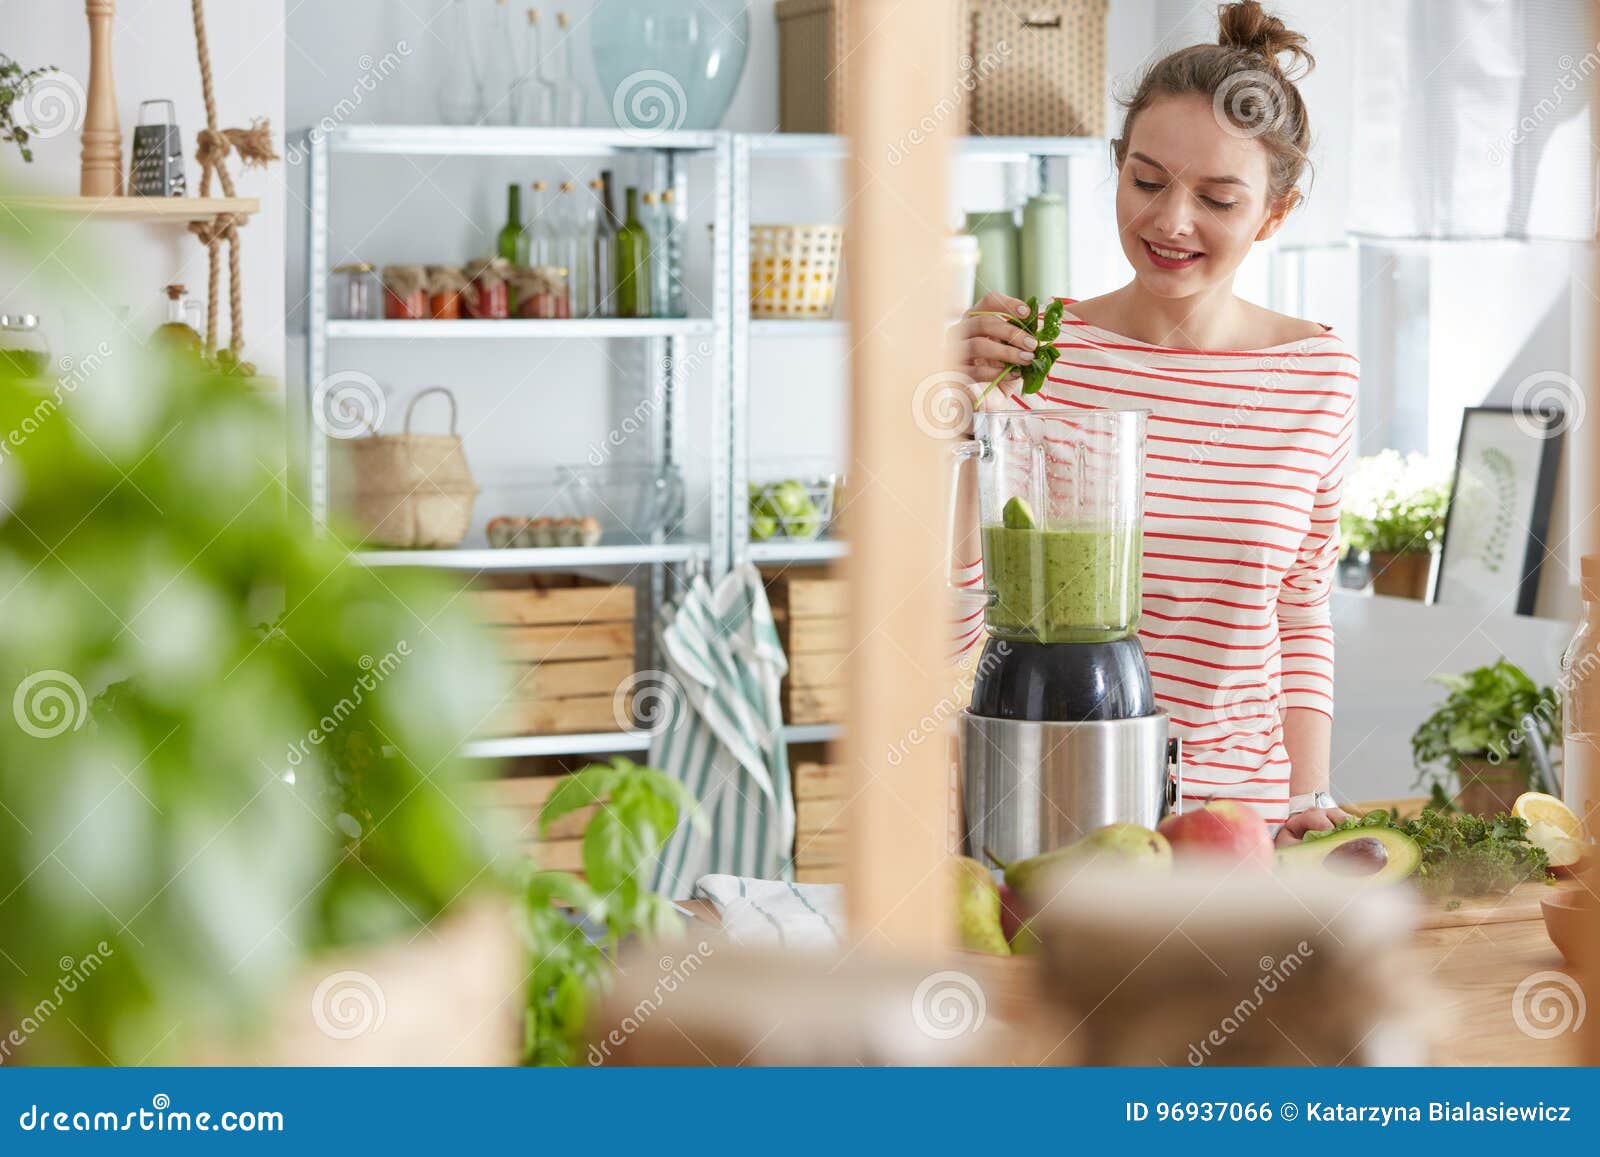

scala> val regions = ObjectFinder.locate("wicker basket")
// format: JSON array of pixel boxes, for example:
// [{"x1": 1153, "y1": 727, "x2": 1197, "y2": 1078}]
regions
[
  {"x1": 335, "y1": 386, "x2": 479, "y2": 549},
  {"x1": 775, "y1": 0, "x2": 1107, "y2": 138},
  {"x1": 750, "y1": 224, "x2": 844, "y2": 319}
]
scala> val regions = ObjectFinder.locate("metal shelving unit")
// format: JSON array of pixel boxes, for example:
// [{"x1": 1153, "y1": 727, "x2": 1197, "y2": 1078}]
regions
[
  {"x1": 303, "y1": 124, "x2": 731, "y2": 762},
  {"x1": 303, "y1": 128, "x2": 1104, "y2": 760}
]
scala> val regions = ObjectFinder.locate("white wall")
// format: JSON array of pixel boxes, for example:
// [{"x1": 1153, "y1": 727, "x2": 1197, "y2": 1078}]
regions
[{"x1": 0, "y1": 0, "x2": 286, "y2": 378}]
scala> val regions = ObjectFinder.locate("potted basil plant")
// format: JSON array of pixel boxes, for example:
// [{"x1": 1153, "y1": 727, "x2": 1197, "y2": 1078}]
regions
[{"x1": 1411, "y1": 659, "x2": 1560, "y2": 817}]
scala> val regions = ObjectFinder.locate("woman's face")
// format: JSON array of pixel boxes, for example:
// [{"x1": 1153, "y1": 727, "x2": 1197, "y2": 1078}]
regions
[{"x1": 1115, "y1": 93, "x2": 1292, "y2": 299}]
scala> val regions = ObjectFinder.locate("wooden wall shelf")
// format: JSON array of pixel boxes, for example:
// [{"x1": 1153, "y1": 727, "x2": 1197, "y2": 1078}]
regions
[{"x1": 0, "y1": 196, "x2": 259, "y2": 224}]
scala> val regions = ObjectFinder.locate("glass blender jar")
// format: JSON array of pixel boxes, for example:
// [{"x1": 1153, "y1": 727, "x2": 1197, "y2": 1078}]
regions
[
  {"x1": 954, "y1": 407, "x2": 1146, "y2": 644},
  {"x1": 955, "y1": 406, "x2": 1176, "y2": 865}
]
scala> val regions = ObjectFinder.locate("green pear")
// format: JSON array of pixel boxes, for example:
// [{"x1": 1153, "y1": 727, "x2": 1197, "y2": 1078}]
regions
[
  {"x1": 951, "y1": 855, "x2": 1010, "y2": 955},
  {"x1": 996, "y1": 823, "x2": 1172, "y2": 899},
  {"x1": 1009, "y1": 917, "x2": 1043, "y2": 955}
]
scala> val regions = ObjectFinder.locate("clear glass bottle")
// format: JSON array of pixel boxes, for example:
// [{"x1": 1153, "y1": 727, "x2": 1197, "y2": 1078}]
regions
[
  {"x1": 590, "y1": 172, "x2": 619, "y2": 318},
  {"x1": 480, "y1": 0, "x2": 519, "y2": 125},
  {"x1": 547, "y1": 11, "x2": 585, "y2": 126},
  {"x1": 516, "y1": 8, "x2": 556, "y2": 125},
  {"x1": 437, "y1": 0, "x2": 484, "y2": 125},
  {"x1": 521, "y1": 179, "x2": 550, "y2": 267},
  {"x1": 154, "y1": 284, "x2": 204, "y2": 354},
  {"x1": 641, "y1": 191, "x2": 663, "y2": 317},
  {"x1": 615, "y1": 186, "x2": 652, "y2": 319},
  {"x1": 1561, "y1": 553, "x2": 1600, "y2": 842},
  {"x1": 551, "y1": 180, "x2": 581, "y2": 318},
  {"x1": 659, "y1": 187, "x2": 686, "y2": 318}
]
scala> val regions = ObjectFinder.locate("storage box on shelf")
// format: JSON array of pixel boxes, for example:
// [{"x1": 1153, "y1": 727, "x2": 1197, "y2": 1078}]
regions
[
  {"x1": 467, "y1": 575, "x2": 636, "y2": 737},
  {"x1": 793, "y1": 760, "x2": 848, "y2": 883},
  {"x1": 765, "y1": 567, "x2": 848, "y2": 726},
  {"x1": 775, "y1": 0, "x2": 1108, "y2": 137}
]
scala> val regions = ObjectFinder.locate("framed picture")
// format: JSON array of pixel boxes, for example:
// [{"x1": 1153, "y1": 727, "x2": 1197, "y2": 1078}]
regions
[{"x1": 1434, "y1": 405, "x2": 1564, "y2": 616}]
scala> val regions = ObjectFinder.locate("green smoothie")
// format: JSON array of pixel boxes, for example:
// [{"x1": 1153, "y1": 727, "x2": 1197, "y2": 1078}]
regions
[{"x1": 981, "y1": 523, "x2": 1142, "y2": 643}]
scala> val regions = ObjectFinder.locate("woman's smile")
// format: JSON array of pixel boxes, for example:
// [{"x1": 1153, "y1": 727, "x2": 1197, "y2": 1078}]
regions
[{"x1": 1141, "y1": 238, "x2": 1206, "y2": 270}]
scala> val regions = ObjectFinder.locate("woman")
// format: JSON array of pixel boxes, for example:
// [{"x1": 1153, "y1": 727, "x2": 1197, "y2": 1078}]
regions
[{"x1": 952, "y1": 1, "x2": 1354, "y2": 845}]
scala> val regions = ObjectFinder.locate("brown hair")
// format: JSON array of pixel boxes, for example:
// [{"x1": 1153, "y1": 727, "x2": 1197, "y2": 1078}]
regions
[{"x1": 1112, "y1": 1, "x2": 1315, "y2": 208}]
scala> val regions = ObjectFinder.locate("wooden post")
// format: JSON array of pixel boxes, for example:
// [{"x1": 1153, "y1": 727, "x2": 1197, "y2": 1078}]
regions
[
  {"x1": 80, "y1": 0, "x2": 123, "y2": 197},
  {"x1": 1584, "y1": 0, "x2": 1600, "y2": 1071},
  {"x1": 841, "y1": 0, "x2": 959, "y2": 954}
]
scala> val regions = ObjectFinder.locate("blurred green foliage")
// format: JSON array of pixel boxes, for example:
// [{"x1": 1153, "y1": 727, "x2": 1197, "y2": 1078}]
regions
[{"x1": 0, "y1": 217, "x2": 506, "y2": 1061}]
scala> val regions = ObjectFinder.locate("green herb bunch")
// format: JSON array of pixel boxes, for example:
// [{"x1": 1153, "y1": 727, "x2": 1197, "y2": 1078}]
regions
[
  {"x1": 1340, "y1": 450, "x2": 1451, "y2": 556},
  {"x1": 1304, "y1": 808, "x2": 1550, "y2": 898},
  {"x1": 971, "y1": 295, "x2": 1065, "y2": 402},
  {"x1": 1410, "y1": 658, "x2": 1559, "y2": 784},
  {"x1": 517, "y1": 757, "x2": 704, "y2": 1066},
  {"x1": 0, "y1": 53, "x2": 60, "y2": 163}
]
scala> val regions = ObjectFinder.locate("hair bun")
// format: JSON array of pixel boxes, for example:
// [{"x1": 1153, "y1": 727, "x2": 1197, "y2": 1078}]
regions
[{"x1": 1216, "y1": 0, "x2": 1314, "y2": 77}]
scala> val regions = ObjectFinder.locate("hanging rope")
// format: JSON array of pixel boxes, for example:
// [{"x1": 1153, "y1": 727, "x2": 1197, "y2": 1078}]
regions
[{"x1": 185, "y1": 0, "x2": 277, "y2": 362}]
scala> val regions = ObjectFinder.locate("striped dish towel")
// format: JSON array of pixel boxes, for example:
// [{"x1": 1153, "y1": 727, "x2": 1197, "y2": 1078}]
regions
[
  {"x1": 692, "y1": 874, "x2": 843, "y2": 950},
  {"x1": 649, "y1": 564, "x2": 795, "y2": 898}
]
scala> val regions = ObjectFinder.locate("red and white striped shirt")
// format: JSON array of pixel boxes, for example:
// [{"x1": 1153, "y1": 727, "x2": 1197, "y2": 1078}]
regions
[{"x1": 959, "y1": 303, "x2": 1357, "y2": 827}]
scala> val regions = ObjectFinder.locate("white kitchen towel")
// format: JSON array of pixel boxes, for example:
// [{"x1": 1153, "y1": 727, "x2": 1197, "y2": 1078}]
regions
[
  {"x1": 692, "y1": 874, "x2": 844, "y2": 950},
  {"x1": 648, "y1": 564, "x2": 795, "y2": 898}
]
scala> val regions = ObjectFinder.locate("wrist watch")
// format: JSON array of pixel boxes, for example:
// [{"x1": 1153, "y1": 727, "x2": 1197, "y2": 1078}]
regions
[{"x1": 1287, "y1": 789, "x2": 1338, "y2": 814}]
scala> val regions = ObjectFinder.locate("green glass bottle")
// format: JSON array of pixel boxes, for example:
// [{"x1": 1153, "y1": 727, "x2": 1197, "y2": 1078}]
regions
[
  {"x1": 497, "y1": 183, "x2": 522, "y2": 262},
  {"x1": 615, "y1": 186, "x2": 652, "y2": 320},
  {"x1": 497, "y1": 183, "x2": 522, "y2": 313}
]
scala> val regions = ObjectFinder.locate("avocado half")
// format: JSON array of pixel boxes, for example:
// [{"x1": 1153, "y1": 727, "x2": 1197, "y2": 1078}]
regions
[{"x1": 1277, "y1": 826, "x2": 1422, "y2": 885}]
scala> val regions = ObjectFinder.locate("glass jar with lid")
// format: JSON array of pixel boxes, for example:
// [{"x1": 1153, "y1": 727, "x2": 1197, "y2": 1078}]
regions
[
  {"x1": 0, "y1": 313, "x2": 51, "y2": 379},
  {"x1": 331, "y1": 262, "x2": 382, "y2": 320},
  {"x1": 1561, "y1": 553, "x2": 1599, "y2": 841}
]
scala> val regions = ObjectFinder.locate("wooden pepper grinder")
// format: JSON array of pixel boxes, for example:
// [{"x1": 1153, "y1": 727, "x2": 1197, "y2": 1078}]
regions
[{"x1": 80, "y1": 0, "x2": 124, "y2": 196}]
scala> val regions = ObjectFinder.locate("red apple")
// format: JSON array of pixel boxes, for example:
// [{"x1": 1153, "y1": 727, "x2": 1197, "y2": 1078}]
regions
[
  {"x1": 997, "y1": 881, "x2": 1027, "y2": 943},
  {"x1": 1157, "y1": 801, "x2": 1274, "y2": 868}
]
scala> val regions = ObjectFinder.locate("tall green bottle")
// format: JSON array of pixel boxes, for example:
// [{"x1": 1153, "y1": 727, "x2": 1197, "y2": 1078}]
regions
[
  {"x1": 497, "y1": 183, "x2": 522, "y2": 313},
  {"x1": 615, "y1": 186, "x2": 652, "y2": 320}
]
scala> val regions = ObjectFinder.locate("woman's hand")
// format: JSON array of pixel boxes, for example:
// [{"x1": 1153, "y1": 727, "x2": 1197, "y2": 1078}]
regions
[
  {"x1": 950, "y1": 292, "x2": 1038, "y2": 404},
  {"x1": 1274, "y1": 805, "x2": 1354, "y2": 846}
]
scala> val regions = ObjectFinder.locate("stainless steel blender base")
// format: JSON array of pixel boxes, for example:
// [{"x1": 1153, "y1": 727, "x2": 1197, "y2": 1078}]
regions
[{"x1": 960, "y1": 709, "x2": 1178, "y2": 867}]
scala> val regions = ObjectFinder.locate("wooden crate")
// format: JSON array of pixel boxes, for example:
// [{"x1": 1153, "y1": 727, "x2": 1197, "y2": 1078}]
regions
[
  {"x1": 766, "y1": 568, "x2": 848, "y2": 725},
  {"x1": 792, "y1": 760, "x2": 849, "y2": 877},
  {"x1": 466, "y1": 578, "x2": 637, "y2": 737},
  {"x1": 477, "y1": 775, "x2": 598, "y2": 874}
]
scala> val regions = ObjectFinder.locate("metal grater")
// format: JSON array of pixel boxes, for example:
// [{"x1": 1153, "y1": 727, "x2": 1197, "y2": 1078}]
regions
[{"x1": 128, "y1": 99, "x2": 186, "y2": 197}]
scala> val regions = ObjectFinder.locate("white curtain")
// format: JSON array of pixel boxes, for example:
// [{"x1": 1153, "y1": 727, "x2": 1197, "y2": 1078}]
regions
[{"x1": 1349, "y1": 0, "x2": 1594, "y2": 240}]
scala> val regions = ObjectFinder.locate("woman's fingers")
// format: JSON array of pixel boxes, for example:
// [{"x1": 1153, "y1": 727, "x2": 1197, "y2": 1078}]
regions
[
  {"x1": 967, "y1": 337, "x2": 1036, "y2": 366},
  {"x1": 959, "y1": 312, "x2": 1040, "y2": 352},
  {"x1": 971, "y1": 291, "x2": 1030, "y2": 319}
]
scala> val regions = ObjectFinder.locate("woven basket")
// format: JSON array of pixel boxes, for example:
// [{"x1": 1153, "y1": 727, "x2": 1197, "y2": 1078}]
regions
[
  {"x1": 775, "y1": 0, "x2": 1107, "y2": 138},
  {"x1": 750, "y1": 224, "x2": 844, "y2": 319},
  {"x1": 335, "y1": 387, "x2": 479, "y2": 549}
]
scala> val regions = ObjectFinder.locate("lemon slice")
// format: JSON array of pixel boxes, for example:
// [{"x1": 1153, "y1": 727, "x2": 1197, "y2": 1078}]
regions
[
  {"x1": 1512, "y1": 792, "x2": 1584, "y2": 840},
  {"x1": 1525, "y1": 820, "x2": 1587, "y2": 868}
]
